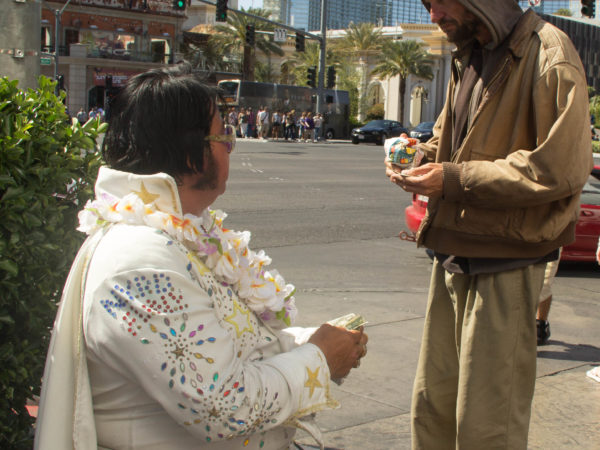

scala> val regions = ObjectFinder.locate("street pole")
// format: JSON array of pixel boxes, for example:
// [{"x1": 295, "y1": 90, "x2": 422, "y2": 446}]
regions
[
  {"x1": 44, "y1": 0, "x2": 72, "y2": 94},
  {"x1": 317, "y1": 0, "x2": 327, "y2": 115},
  {"x1": 54, "y1": 9, "x2": 59, "y2": 86}
]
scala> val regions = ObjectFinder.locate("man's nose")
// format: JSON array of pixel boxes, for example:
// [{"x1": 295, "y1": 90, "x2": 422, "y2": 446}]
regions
[{"x1": 430, "y1": 6, "x2": 444, "y2": 23}]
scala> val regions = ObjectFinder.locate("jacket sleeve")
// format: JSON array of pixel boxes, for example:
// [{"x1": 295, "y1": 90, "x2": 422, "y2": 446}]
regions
[
  {"x1": 443, "y1": 57, "x2": 593, "y2": 208},
  {"x1": 84, "y1": 227, "x2": 337, "y2": 443}
]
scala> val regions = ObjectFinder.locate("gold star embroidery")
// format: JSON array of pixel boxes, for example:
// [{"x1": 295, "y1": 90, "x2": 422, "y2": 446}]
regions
[
  {"x1": 304, "y1": 367, "x2": 323, "y2": 398},
  {"x1": 224, "y1": 300, "x2": 254, "y2": 338},
  {"x1": 188, "y1": 253, "x2": 209, "y2": 275},
  {"x1": 133, "y1": 181, "x2": 160, "y2": 204},
  {"x1": 171, "y1": 343, "x2": 185, "y2": 359},
  {"x1": 209, "y1": 406, "x2": 220, "y2": 418}
]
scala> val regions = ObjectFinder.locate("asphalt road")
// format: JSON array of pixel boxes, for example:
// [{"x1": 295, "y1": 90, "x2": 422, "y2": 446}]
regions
[
  {"x1": 212, "y1": 138, "x2": 600, "y2": 449},
  {"x1": 212, "y1": 138, "x2": 411, "y2": 249}
]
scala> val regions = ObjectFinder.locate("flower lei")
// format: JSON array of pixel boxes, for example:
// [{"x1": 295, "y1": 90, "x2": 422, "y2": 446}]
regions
[{"x1": 78, "y1": 192, "x2": 297, "y2": 329}]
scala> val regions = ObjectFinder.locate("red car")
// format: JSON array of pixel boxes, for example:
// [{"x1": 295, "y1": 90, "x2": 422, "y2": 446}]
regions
[{"x1": 404, "y1": 167, "x2": 600, "y2": 262}]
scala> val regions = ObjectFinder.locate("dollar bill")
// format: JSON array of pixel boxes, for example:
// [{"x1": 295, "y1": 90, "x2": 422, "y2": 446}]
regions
[{"x1": 327, "y1": 313, "x2": 367, "y2": 330}]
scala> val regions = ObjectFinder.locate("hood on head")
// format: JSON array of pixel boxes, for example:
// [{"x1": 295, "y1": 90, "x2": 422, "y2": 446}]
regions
[{"x1": 422, "y1": 0, "x2": 524, "y2": 48}]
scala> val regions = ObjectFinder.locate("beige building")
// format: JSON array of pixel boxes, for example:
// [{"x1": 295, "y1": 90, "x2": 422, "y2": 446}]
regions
[{"x1": 40, "y1": 0, "x2": 186, "y2": 116}]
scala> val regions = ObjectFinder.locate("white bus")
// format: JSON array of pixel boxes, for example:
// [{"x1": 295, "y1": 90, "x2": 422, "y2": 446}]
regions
[{"x1": 217, "y1": 79, "x2": 350, "y2": 139}]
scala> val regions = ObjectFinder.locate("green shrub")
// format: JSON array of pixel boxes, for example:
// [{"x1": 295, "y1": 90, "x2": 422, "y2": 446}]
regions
[
  {"x1": 590, "y1": 95, "x2": 600, "y2": 128},
  {"x1": 593, "y1": 140, "x2": 600, "y2": 153},
  {"x1": 0, "y1": 76, "x2": 106, "y2": 448},
  {"x1": 366, "y1": 103, "x2": 385, "y2": 121},
  {"x1": 349, "y1": 116, "x2": 364, "y2": 130}
]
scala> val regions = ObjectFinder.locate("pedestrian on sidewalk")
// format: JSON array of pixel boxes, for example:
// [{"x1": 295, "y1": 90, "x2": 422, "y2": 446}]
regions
[
  {"x1": 314, "y1": 113, "x2": 323, "y2": 141},
  {"x1": 238, "y1": 108, "x2": 248, "y2": 138},
  {"x1": 246, "y1": 107, "x2": 255, "y2": 138},
  {"x1": 76, "y1": 108, "x2": 88, "y2": 125},
  {"x1": 285, "y1": 109, "x2": 296, "y2": 141},
  {"x1": 271, "y1": 110, "x2": 282, "y2": 141},
  {"x1": 34, "y1": 65, "x2": 368, "y2": 450},
  {"x1": 385, "y1": 1, "x2": 593, "y2": 448},
  {"x1": 536, "y1": 248, "x2": 562, "y2": 345}
]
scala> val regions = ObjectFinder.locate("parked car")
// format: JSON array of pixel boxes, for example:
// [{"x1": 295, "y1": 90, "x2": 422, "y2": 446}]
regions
[
  {"x1": 409, "y1": 121, "x2": 435, "y2": 142},
  {"x1": 351, "y1": 120, "x2": 409, "y2": 145},
  {"x1": 404, "y1": 175, "x2": 600, "y2": 263}
]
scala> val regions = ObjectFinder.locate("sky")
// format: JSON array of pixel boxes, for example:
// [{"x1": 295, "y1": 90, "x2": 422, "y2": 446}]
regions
[{"x1": 238, "y1": 0, "x2": 263, "y2": 10}]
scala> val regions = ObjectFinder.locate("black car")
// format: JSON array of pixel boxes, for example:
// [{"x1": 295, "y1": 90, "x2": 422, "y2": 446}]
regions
[
  {"x1": 409, "y1": 121, "x2": 435, "y2": 142},
  {"x1": 351, "y1": 120, "x2": 409, "y2": 145}
]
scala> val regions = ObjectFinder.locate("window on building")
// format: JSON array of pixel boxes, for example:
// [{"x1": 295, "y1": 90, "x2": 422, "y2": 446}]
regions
[
  {"x1": 151, "y1": 38, "x2": 171, "y2": 64},
  {"x1": 41, "y1": 27, "x2": 52, "y2": 52},
  {"x1": 64, "y1": 29, "x2": 80, "y2": 55}
]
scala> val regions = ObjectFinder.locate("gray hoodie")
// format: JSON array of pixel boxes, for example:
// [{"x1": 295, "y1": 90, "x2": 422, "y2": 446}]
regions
[{"x1": 422, "y1": 0, "x2": 523, "y2": 49}]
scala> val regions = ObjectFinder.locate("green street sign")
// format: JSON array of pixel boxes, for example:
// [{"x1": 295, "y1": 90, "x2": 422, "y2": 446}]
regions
[{"x1": 40, "y1": 56, "x2": 52, "y2": 65}]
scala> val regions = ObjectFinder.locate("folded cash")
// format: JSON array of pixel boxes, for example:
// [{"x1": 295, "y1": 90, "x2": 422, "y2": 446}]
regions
[{"x1": 327, "y1": 313, "x2": 367, "y2": 330}]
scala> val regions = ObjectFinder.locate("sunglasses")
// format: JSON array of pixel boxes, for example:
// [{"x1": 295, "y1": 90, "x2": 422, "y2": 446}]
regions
[{"x1": 205, "y1": 124, "x2": 236, "y2": 154}]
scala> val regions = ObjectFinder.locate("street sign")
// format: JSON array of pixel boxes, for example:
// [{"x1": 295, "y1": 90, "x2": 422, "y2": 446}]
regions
[
  {"x1": 40, "y1": 56, "x2": 52, "y2": 65},
  {"x1": 528, "y1": 0, "x2": 541, "y2": 6},
  {"x1": 274, "y1": 28, "x2": 286, "y2": 42}
]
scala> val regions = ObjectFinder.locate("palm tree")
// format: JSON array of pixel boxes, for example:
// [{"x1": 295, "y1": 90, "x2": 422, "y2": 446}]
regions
[
  {"x1": 281, "y1": 41, "x2": 321, "y2": 87},
  {"x1": 372, "y1": 39, "x2": 434, "y2": 126},
  {"x1": 332, "y1": 22, "x2": 386, "y2": 120},
  {"x1": 181, "y1": 34, "x2": 238, "y2": 73},
  {"x1": 214, "y1": 8, "x2": 284, "y2": 81},
  {"x1": 254, "y1": 60, "x2": 278, "y2": 83}
]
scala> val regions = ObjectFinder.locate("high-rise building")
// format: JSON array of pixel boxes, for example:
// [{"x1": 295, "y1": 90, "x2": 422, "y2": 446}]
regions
[
  {"x1": 290, "y1": 0, "x2": 311, "y2": 30},
  {"x1": 306, "y1": 0, "x2": 582, "y2": 31},
  {"x1": 263, "y1": 0, "x2": 291, "y2": 24}
]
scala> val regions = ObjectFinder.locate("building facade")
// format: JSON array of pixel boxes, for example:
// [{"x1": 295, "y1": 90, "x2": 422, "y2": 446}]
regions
[{"x1": 41, "y1": 0, "x2": 186, "y2": 116}]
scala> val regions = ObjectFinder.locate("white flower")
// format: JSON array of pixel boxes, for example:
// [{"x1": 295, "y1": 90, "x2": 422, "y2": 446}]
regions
[
  {"x1": 77, "y1": 190, "x2": 297, "y2": 327},
  {"x1": 115, "y1": 193, "x2": 146, "y2": 224},
  {"x1": 77, "y1": 201, "x2": 99, "y2": 232}
]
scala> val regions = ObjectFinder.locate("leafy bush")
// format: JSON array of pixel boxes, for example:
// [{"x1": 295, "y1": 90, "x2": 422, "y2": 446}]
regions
[
  {"x1": 366, "y1": 103, "x2": 385, "y2": 121},
  {"x1": 593, "y1": 140, "x2": 600, "y2": 153},
  {"x1": 0, "y1": 76, "x2": 106, "y2": 448},
  {"x1": 348, "y1": 116, "x2": 364, "y2": 130}
]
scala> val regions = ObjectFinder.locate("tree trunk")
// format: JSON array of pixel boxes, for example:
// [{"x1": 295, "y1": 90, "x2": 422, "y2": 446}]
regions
[
  {"x1": 243, "y1": 45, "x2": 254, "y2": 81},
  {"x1": 357, "y1": 56, "x2": 368, "y2": 122},
  {"x1": 399, "y1": 77, "x2": 406, "y2": 125}
]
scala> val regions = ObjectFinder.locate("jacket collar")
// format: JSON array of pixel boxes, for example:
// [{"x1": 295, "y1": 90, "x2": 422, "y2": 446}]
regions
[{"x1": 506, "y1": 9, "x2": 542, "y2": 59}]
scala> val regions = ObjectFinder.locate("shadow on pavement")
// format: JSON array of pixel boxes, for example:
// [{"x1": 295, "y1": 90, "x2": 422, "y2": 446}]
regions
[
  {"x1": 556, "y1": 261, "x2": 600, "y2": 278},
  {"x1": 537, "y1": 341, "x2": 600, "y2": 363}
]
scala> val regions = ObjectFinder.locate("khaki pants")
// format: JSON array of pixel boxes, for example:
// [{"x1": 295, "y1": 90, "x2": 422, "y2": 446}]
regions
[{"x1": 411, "y1": 259, "x2": 546, "y2": 450}]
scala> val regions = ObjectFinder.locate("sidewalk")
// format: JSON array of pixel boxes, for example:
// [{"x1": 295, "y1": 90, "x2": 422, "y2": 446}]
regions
[{"x1": 277, "y1": 237, "x2": 600, "y2": 449}]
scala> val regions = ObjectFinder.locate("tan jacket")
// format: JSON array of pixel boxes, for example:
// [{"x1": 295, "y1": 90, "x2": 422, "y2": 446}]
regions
[{"x1": 417, "y1": 9, "x2": 594, "y2": 259}]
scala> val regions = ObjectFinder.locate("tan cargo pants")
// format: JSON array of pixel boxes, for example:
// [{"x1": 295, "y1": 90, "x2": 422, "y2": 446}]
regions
[{"x1": 411, "y1": 258, "x2": 546, "y2": 450}]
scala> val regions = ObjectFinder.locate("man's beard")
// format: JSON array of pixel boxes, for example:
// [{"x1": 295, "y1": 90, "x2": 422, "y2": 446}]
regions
[{"x1": 439, "y1": 15, "x2": 480, "y2": 43}]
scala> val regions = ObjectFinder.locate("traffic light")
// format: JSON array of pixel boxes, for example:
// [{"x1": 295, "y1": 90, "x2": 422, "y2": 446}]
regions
[
  {"x1": 105, "y1": 74, "x2": 113, "y2": 89},
  {"x1": 172, "y1": 0, "x2": 185, "y2": 10},
  {"x1": 306, "y1": 66, "x2": 316, "y2": 88},
  {"x1": 295, "y1": 33, "x2": 305, "y2": 52},
  {"x1": 245, "y1": 25, "x2": 255, "y2": 46},
  {"x1": 326, "y1": 65, "x2": 336, "y2": 88},
  {"x1": 216, "y1": 0, "x2": 228, "y2": 22},
  {"x1": 581, "y1": 0, "x2": 596, "y2": 17}
]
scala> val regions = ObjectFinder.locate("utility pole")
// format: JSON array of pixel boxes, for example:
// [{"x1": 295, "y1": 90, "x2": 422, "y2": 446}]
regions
[
  {"x1": 47, "y1": 0, "x2": 73, "y2": 94},
  {"x1": 0, "y1": 0, "x2": 41, "y2": 89},
  {"x1": 317, "y1": 0, "x2": 327, "y2": 115}
]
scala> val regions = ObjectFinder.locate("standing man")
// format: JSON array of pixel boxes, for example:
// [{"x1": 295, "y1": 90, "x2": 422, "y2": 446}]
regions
[{"x1": 386, "y1": 1, "x2": 593, "y2": 448}]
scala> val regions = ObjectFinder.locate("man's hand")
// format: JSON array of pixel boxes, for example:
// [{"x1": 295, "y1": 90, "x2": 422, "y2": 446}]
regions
[
  {"x1": 389, "y1": 163, "x2": 444, "y2": 198},
  {"x1": 308, "y1": 324, "x2": 368, "y2": 379}
]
